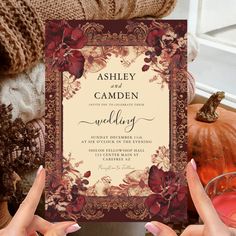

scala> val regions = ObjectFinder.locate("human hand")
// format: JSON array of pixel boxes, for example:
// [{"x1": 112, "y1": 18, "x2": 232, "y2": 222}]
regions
[
  {"x1": 145, "y1": 159, "x2": 236, "y2": 236},
  {"x1": 0, "y1": 166, "x2": 81, "y2": 236}
]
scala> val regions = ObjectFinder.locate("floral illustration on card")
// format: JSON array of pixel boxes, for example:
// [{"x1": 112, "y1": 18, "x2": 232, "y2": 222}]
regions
[
  {"x1": 151, "y1": 146, "x2": 170, "y2": 171},
  {"x1": 45, "y1": 145, "x2": 186, "y2": 221},
  {"x1": 143, "y1": 21, "x2": 187, "y2": 87},
  {"x1": 145, "y1": 166, "x2": 187, "y2": 220},
  {"x1": 46, "y1": 153, "x2": 90, "y2": 220},
  {"x1": 82, "y1": 46, "x2": 147, "y2": 75},
  {"x1": 46, "y1": 21, "x2": 86, "y2": 79},
  {"x1": 107, "y1": 168, "x2": 152, "y2": 197},
  {"x1": 63, "y1": 73, "x2": 81, "y2": 99},
  {"x1": 145, "y1": 146, "x2": 187, "y2": 220}
]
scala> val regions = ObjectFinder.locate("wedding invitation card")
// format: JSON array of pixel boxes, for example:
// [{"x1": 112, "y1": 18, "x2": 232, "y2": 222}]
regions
[{"x1": 45, "y1": 20, "x2": 188, "y2": 222}]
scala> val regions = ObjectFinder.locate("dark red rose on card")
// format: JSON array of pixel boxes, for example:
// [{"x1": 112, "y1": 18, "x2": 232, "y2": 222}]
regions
[
  {"x1": 145, "y1": 165, "x2": 187, "y2": 219},
  {"x1": 53, "y1": 48, "x2": 85, "y2": 79},
  {"x1": 54, "y1": 46, "x2": 69, "y2": 72},
  {"x1": 64, "y1": 28, "x2": 87, "y2": 49},
  {"x1": 148, "y1": 166, "x2": 165, "y2": 192},
  {"x1": 145, "y1": 193, "x2": 166, "y2": 215},
  {"x1": 66, "y1": 51, "x2": 85, "y2": 78},
  {"x1": 146, "y1": 29, "x2": 165, "y2": 47},
  {"x1": 148, "y1": 166, "x2": 175, "y2": 193},
  {"x1": 175, "y1": 23, "x2": 187, "y2": 37},
  {"x1": 46, "y1": 21, "x2": 87, "y2": 79},
  {"x1": 45, "y1": 21, "x2": 65, "y2": 57},
  {"x1": 154, "y1": 46, "x2": 162, "y2": 56},
  {"x1": 66, "y1": 195, "x2": 86, "y2": 213},
  {"x1": 146, "y1": 29, "x2": 166, "y2": 56}
]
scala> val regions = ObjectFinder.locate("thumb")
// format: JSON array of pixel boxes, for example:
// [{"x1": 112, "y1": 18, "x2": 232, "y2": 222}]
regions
[
  {"x1": 45, "y1": 221, "x2": 81, "y2": 236},
  {"x1": 145, "y1": 222, "x2": 177, "y2": 236}
]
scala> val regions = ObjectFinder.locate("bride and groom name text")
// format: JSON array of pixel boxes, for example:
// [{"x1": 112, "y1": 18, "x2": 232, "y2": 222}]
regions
[{"x1": 94, "y1": 73, "x2": 138, "y2": 100}]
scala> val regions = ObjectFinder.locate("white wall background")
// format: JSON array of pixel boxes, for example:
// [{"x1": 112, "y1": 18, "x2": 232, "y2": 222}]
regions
[{"x1": 166, "y1": 0, "x2": 236, "y2": 109}]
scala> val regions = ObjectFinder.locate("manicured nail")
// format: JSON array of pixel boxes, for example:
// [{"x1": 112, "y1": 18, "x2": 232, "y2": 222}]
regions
[
  {"x1": 145, "y1": 222, "x2": 160, "y2": 236},
  {"x1": 66, "y1": 223, "x2": 81, "y2": 233},
  {"x1": 190, "y1": 159, "x2": 197, "y2": 170},
  {"x1": 37, "y1": 165, "x2": 43, "y2": 176}
]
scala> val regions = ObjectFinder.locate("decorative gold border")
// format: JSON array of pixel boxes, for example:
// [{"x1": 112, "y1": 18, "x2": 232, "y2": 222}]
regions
[{"x1": 81, "y1": 21, "x2": 149, "y2": 46}]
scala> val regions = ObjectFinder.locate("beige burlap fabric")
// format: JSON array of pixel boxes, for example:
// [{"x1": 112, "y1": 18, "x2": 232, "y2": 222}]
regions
[
  {"x1": 32, "y1": 0, "x2": 176, "y2": 21},
  {"x1": 0, "y1": 0, "x2": 176, "y2": 76}
]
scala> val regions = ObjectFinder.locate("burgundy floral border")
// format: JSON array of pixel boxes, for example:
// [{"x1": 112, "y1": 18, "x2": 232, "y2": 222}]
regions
[{"x1": 45, "y1": 20, "x2": 188, "y2": 222}]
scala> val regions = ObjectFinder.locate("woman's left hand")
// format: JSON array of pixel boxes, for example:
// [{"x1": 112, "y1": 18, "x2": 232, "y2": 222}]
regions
[{"x1": 0, "y1": 166, "x2": 81, "y2": 236}]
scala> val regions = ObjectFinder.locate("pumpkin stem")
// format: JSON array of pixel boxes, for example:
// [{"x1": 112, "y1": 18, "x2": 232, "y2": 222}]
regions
[{"x1": 196, "y1": 91, "x2": 225, "y2": 123}]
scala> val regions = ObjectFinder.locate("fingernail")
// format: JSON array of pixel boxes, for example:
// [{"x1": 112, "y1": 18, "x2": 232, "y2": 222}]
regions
[
  {"x1": 145, "y1": 222, "x2": 160, "y2": 236},
  {"x1": 37, "y1": 165, "x2": 43, "y2": 176},
  {"x1": 190, "y1": 158, "x2": 197, "y2": 170},
  {"x1": 66, "y1": 223, "x2": 81, "y2": 233}
]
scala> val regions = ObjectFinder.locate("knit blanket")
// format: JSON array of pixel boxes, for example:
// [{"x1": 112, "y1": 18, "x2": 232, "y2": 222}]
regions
[
  {"x1": 0, "y1": 62, "x2": 45, "y2": 122},
  {"x1": 0, "y1": 0, "x2": 176, "y2": 75},
  {"x1": 0, "y1": 0, "x2": 44, "y2": 75}
]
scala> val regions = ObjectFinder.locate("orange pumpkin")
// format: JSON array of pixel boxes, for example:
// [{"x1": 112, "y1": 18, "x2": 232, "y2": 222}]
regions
[{"x1": 188, "y1": 91, "x2": 236, "y2": 185}]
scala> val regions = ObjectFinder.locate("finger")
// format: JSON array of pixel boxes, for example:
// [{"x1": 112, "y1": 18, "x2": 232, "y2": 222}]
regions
[
  {"x1": 9, "y1": 166, "x2": 45, "y2": 229},
  {"x1": 45, "y1": 222, "x2": 81, "y2": 236},
  {"x1": 145, "y1": 222, "x2": 177, "y2": 236},
  {"x1": 229, "y1": 228, "x2": 236, "y2": 236},
  {"x1": 187, "y1": 160, "x2": 225, "y2": 228},
  {"x1": 181, "y1": 225, "x2": 203, "y2": 236},
  {"x1": 0, "y1": 229, "x2": 7, "y2": 236},
  {"x1": 27, "y1": 215, "x2": 53, "y2": 235}
]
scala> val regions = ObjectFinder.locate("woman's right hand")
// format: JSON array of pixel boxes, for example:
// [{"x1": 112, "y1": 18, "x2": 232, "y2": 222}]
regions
[{"x1": 145, "y1": 160, "x2": 236, "y2": 236}]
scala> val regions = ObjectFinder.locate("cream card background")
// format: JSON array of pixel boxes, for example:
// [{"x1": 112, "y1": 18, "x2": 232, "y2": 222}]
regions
[{"x1": 63, "y1": 46, "x2": 169, "y2": 191}]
